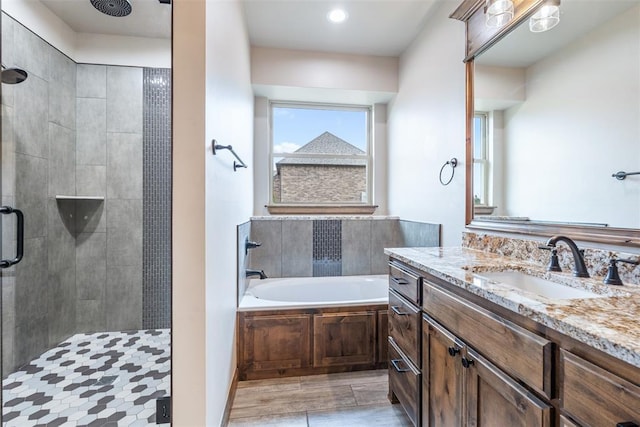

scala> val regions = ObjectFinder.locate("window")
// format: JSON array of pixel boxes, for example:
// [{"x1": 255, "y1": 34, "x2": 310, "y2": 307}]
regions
[
  {"x1": 270, "y1": 102, "x2": 372, "y2": 206},
  {"x1": 473, "y1": 112, "x2": 489, "y2": 206}
]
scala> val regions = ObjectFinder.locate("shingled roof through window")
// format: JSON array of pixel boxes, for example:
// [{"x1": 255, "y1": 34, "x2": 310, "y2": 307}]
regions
[{"x1": 276, "y1": 131, "x2": 366, "y2": 167}]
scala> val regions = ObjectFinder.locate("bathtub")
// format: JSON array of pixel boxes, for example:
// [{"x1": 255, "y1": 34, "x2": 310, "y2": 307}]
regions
[
  {"x1": 238, "y1": 274, "x2": 388, "y2": 311},
  {"x1": 237, "y1": 274, "x2": 390, "y2": 379}
]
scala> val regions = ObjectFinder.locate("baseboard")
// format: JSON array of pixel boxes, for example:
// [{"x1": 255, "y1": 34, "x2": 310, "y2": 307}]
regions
[{"x1": 220, "y1": 368, "x2": 239, "y2": 427}]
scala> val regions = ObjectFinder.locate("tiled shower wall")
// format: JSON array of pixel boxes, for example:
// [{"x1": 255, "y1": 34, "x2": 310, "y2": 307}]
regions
[
  {"x1": 1, "y1": 14, "x2": 171, "y2": 374},
  {"x1": 238, "y1": 217, "x2": 440, "y2": 302},
  {"x1": 75, "y1": 64, "x2": 144, "y2": 334},
  {"x1": 142, "y1": 68, "x2": 172, "y2": 329},
  {"x1": 1, "y1": 13, "x2": 77, "y2": 374}
]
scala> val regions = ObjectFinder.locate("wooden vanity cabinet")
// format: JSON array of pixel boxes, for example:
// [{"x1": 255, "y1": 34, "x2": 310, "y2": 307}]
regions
[
  {"x1": 389, "y1": 257, "x2": 640, "y2": 427},
  {"x1": 388, "y1": 261, "x2": 423, "y2": 427},
  {"x1": 560, "y1": 349, "x2": 640, "y2": 427},
  {"x1": 422, "y1": 314, "x2": 551, "y2": 427}
]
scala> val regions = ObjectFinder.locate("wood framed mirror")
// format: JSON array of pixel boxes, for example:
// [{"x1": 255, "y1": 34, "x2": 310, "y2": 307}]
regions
[{"x1": 452, "y1": 0, "x2": 640, "y2": 247}]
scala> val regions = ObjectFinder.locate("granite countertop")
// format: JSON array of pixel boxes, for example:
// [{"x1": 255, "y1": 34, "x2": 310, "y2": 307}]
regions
[{"x1": 384, "y1": 246, "x2": 640, "y2": 369}]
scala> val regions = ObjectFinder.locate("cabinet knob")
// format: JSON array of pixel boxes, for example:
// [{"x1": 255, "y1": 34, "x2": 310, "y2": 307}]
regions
[
  {"x1": 461, "y1": 357, "x2": 474, "y2": 368},
  {"x1": 447, "y1": 346, "x2": 460, "y2": 357},
  {"x1": 616, "y1": 423, "x2": 639, "y2": 427}
]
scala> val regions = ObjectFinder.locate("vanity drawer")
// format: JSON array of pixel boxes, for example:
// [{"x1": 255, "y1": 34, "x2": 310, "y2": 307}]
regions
[
  {"x1": 560, "y1": 349, "x2": 640, "y2": 427},
  {"x1": 389, "y1": 262, "x2": 421, "y2": 305},
  {"x1": 388, "y1": 289, "x2": 421, "y2": 368},
  {"x1": 388, "y1": 337, "x2": 420, "y2": 427},
  {"x1": 422, "y1": 279, "x2": 553, "y2": 398}
]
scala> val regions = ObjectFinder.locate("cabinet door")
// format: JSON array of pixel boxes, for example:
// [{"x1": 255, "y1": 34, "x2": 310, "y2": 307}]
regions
[
  {"x1": 313, "y1": 311, "x2": 375, "y2": 367},
  {"x1": 241, "y1": 314, "x2": 311, "y2": 373},
  {"x1": 423, "y1": 315, "x2": 464, "y2": 427},
  {"x1": 465, "y1": 347, "x2": 552, "y2": 427}
]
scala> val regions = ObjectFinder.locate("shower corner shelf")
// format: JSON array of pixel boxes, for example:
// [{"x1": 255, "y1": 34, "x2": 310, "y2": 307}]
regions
[{"x1": 55, "y1": 195, "x2": 105, "y2": 201}]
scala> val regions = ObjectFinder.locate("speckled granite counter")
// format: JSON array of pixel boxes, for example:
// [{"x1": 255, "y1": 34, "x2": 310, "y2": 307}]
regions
[{"x1": 384, "y1": 246, "x2": 640, "y2": 369}]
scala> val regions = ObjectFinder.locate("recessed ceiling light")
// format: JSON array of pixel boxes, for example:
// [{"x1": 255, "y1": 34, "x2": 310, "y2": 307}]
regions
[{"x1": 327, "y1": 8, "x2": 348, "y2": 23}]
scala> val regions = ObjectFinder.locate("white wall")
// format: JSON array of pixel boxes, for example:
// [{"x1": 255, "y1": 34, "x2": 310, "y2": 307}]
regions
[
  {"x1": 173, "y1": 0, "x2": 253, "y2": 425},
  {"x1": 387, "y1": 0, "x2": 467, "y2": 246},
  {"x1": 251, "y1": 46, "x2": 398, "y2": 103},
  {"x1": 501, "y1": 7, "x2": 640, "y2": 228},
  {"x1": 2, "y1": 0, "x2": 170, "y2": 67},
  {"x1": 204, "y1": 1, "x2": 254, "y2": 426}
]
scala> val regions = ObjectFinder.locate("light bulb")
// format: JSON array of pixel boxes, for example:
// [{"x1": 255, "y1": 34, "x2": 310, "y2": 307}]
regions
[
  {"x1": 327, "y1": 9, "x2": 348, "y2": 23},
  {"x1": 529, "y1": 4, "x2": 560, "y2": 32},
  {"x1": 485, "y1": 0, "x2": 514, "y2": 28}
]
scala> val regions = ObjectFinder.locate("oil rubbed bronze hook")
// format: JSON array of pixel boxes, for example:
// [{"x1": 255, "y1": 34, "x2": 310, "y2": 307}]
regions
[
  {"x1": 439, "y1": 158, "x2": 458, "y2": 186},
  {"x1": 612, "y1": 171, "x2": 640, "y2": 181}
]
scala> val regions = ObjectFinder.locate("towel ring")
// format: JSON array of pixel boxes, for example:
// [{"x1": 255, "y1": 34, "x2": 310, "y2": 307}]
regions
[{"x1": 439, "y1": 158, "x2": 458, "y2": 186}]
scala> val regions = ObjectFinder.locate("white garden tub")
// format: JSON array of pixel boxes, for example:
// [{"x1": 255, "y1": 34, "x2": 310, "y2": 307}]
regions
[{"x1": 238, "y1": 274, "x2": 388, "y2": 311}]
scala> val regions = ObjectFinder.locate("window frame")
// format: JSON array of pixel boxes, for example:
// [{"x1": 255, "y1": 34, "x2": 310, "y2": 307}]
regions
[
  {"x1": 473, "y1": 111, "x2": 490, "y2": 207},
  {"x1": 268, "y1": 101, "x2": 374, "y2": 211}
]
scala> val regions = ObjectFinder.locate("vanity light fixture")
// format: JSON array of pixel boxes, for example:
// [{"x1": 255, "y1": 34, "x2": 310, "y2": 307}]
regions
[
  {"x1": 485, "y1": 0, "x2": 514, "y2": 28},
  {"x1": 327, "y1": 8, "x2": 348, "y2": 23},
  {"x1": 529, "y1": 0, "x2": 560, "y2": 33}
]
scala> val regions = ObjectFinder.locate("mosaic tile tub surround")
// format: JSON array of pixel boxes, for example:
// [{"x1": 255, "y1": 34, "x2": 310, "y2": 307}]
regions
[
  {"x1": 462, "y1": 232, "x2": 640, "y2": 286},
  {"x1": 2, "y1": 329, "x2": 170, "y2": 426}
]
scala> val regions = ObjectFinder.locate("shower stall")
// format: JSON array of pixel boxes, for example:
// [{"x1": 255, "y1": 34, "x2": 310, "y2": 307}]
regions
[{"x1": 1, "y1": 7, "x2": 171, "y2": 426}]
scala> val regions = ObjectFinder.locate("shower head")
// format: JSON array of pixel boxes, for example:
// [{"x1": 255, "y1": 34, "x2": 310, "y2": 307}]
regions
[
  {"x1": 90, "y1": 0, "x2": 132, "y2": 17},
  {"x1": 1, "y1": 66, "x2": 28, "y2": 84}
]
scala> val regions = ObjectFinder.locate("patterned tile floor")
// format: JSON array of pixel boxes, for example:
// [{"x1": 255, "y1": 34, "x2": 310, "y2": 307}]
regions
[{"x1": 2, "y1": 329, "x2": 170, "y2": 427}]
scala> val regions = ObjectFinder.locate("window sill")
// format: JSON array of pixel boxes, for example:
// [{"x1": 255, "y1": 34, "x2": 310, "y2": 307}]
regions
[{"x1": 266, "y1": 205, "x2": 378, "y2": 215}]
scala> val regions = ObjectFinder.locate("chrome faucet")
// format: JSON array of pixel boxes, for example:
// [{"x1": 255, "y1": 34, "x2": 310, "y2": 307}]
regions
[
  {"x1": 544, "y1": 235, "x2": 590, "y2": 278},
  {"x1": 246, "y1": 269, "x2": 268, "y2": 279}
]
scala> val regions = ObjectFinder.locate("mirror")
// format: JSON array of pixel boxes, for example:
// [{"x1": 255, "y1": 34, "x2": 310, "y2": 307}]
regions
[{"x1": 468, "y1": 0, "x2": 640, "y2": 243}]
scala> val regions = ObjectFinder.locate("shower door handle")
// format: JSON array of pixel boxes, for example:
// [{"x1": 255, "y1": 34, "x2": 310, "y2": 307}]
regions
[{"x1": 0, "y1": 206, "x2": 24, "y2": 268}]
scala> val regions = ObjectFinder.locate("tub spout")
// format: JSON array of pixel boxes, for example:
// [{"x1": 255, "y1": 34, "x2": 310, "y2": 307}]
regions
[{"x1": 246, "y1": 269, "x2": 268, "y2": 279}]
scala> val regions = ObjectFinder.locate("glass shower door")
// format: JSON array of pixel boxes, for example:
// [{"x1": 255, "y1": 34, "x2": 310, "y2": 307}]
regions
[{"x1": 1, "y1": 6, "x2": 172, "y2": 425}]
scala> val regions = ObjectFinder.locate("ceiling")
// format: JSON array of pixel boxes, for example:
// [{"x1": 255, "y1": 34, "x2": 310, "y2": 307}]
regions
[
  {"x1": 39, "y1": 0, "x2": 440, "y2": 56},
  {"x1": 40, "y1": 0, "x2": 171, "y2": 39},
  {"x1": 241, "y1": 0, "x2": 440, "y2": 56}
]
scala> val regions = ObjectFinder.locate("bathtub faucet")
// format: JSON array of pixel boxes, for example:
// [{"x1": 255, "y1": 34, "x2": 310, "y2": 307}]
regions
[{"x1": 246, "y1": 269, "x2": 268, "y2": 279}]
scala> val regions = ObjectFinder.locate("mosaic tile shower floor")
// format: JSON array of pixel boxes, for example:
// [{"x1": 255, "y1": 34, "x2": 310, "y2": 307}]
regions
[{"x1": 2, "y1": 329, "x2": 170, "y2": 426}]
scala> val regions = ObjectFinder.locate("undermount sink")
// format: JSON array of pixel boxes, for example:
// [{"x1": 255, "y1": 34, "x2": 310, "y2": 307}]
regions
[{"x1": 474, "y1": 270, "x2": 605, "y2": 300}]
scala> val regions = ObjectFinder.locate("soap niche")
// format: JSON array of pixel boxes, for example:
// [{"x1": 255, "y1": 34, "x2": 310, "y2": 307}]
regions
[{"x1": 55, "y1": 196, "x2": 105, "y2": 237}]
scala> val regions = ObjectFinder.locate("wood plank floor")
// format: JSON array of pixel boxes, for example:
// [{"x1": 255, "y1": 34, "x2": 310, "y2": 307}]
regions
[{"x1": 227, "y1": 369, "x2": 413, "y2": 427}]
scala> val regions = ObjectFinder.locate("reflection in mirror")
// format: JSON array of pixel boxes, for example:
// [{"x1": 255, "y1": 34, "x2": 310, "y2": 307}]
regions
[
  {"x1": 473, "y1": 0, "x2": 640, "y2": 229},
  {"x1": 1, "y1": 1, "x2": 172, "y2": 424}
]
